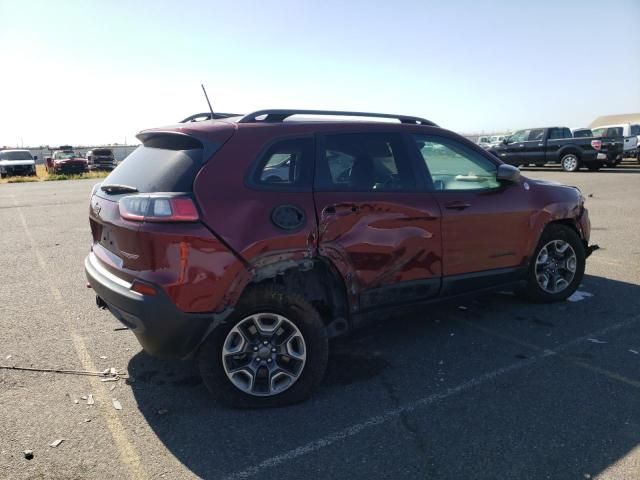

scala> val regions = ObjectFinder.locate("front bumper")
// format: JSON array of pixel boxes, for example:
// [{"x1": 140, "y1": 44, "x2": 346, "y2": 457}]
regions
[
  {"x1": 84, "y1": 252, "x2": 219, "y2": 359},
  {"x1": 1, "y1": 165, "x2": 36, "y2": 176}
]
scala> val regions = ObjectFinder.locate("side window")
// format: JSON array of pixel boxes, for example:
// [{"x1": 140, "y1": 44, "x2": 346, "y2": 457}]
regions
[
  {"x1": 563, "y1": 128, "x2": 573, "y2": 138},
  {"x1": 630, "y1": 125, "x2": 640, "y2": 136},
  {"x1": 508, "y1": 130, "x2": 528, "y2": 143},
  {"x1": 315, "y1": 133, "x2": 416, "y2": 192},
  {"x1": 607, "y1": 127, "x2": 623, "y2": 137},
  {"x1": 548, "y1": 128, "x2": 562, "y2": 140},
  {"x1": 591, "y1": 128, "x2": 605, "y2": 138},
  {"x1": 528, "y1": 129, "x2": 544, "y2": 141},
  {"x1": 254, "y1": 138, "x2": 313, "y2": 188},
  {"x1": 413, "y1": 135, "x2": 499, "y2": 191}
]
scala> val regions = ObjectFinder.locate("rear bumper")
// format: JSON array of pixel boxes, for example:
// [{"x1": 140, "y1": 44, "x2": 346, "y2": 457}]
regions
[
  {"x1": 84, "y1": 252, "x2": 223, "y2": 359},
  {"x1": 88, "y1": 164, "x2": 116, "y2": 171}
]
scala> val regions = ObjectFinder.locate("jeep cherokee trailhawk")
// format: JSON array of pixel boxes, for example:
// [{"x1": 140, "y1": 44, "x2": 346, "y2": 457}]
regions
[{"x1": 85, "y1": 109, "x2": 596, "y2": 407}]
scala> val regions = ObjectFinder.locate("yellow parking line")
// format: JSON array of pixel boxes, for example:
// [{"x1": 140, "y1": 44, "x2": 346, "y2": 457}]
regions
[{"x1": 13, "y1": 196, "x2": 147, "y2": 480}]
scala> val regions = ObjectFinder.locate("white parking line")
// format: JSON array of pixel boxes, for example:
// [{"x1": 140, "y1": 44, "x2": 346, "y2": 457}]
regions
[
  {"x1": 223, "y1": 317, "x2": 640, "y2": 480},
  {"x1": 12, "y1": 196, "x2": 148, "y2": 480}
]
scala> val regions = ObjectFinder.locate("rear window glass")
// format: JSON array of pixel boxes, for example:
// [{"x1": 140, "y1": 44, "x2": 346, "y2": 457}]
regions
[
  {"x1": 631, "y1": 125, "x2": 640, "y2": 136},
  {"x1": 92, "y1": 149, "x2": 113, "y2": 156},
  {"x1": 99, "y1": 134, "x2": 216, "y2": 195},
  {"x1": 573, "y1": 129, "x2": 592, "y2": 138},
  {"x1": 607, "y1": 127, "x2": 623, "y2": 137}
]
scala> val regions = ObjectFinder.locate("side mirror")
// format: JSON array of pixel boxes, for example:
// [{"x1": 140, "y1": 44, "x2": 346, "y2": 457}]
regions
[
  {"x1": 33, "y1": 155, "x2": 38, "y2": 160},
  {"x1": 496, "y1": 164, "x2": 520, "y2": 183}
]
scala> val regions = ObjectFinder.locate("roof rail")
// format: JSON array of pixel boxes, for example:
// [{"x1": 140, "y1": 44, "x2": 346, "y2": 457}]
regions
[
  {"x1": 238, "y1": 109, "x2": 438, "y2": 126},
  {"x1": 179, "y1": 112, "x2": 242, "y2": 123}
]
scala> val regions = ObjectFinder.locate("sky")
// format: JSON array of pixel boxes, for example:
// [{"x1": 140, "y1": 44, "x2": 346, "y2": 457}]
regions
[{"x1": 1, "y1": 0, "x2": 639, "y2": 147}]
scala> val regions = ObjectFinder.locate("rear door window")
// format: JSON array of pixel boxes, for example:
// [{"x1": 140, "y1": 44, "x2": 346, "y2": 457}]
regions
[
  {"x1": 630, "y1": 125, "x2": 640, "y2": 136},
  {"x1": 528, "y1": 129, "x2": 544, "y2": 141},
  {"x1": 315, "y1": 133, "x2": 416, "y2": 192},
  {"x1": 606, "y1": 127, "x2": 623, "y2": 137}
]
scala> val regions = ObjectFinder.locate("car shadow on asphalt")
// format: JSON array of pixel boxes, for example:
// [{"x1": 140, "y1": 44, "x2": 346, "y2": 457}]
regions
[{"x1": 127, "y1": 274, "x2": 640, "y2": 480}]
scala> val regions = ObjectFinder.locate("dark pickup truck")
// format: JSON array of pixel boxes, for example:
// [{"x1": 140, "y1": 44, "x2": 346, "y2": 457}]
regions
[{"x1": 489, "y1": 126, "x2": 622, "y2": 172}]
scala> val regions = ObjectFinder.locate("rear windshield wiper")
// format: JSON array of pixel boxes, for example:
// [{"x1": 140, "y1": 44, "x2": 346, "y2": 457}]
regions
[{"x1": 100, "y1": 184, "x2": 139, "y2": 194}]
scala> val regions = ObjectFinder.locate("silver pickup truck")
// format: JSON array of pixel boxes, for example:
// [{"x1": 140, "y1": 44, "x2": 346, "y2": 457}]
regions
[{"x1": 0, "y1": 149, "x2": 37, "y2": 178}]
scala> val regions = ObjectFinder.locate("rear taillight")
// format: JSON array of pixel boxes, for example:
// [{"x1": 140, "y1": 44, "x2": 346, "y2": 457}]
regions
[
  {"x1": 590, "y1": 140, "x2": 602, "y2": 151},
  {"x1": 119, "y1": 195, "x2": 199, "y2": 222}
]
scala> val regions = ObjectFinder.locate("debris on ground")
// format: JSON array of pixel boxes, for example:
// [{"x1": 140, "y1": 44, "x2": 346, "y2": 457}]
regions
[
  {"x1": 6, "y1": 355, "x2": 11, "y2": 360},
  {"x1": 87, "y1": 394, "x2": 94, "y2": 405},
  {"x1": 23, "y1": 450, "x2": 34, "y2": 460},
  {"x1": 0, "y1": 364, "x2": 127, "y2": 379},
  {"x1": 457, "y1": 305, "x2": 468, "y2": 311},
  {"x1": 99, "y1": 356, "x2": 107, "y2": 359},
  {"x1": 114, "y1": 327, "x2": 129, "y2": 331},
  {"x1": 567, "y1": 291, "x2": 594, "y2": 302},
  {"x1": 81, "y1": 395, "x2": 87, "y2": 400},
  {"x1": 49, "y1": 439, "x2": 64, "y2": 448},
  {"x1": 84, "y1": 418, "x2": 91, "y2": 423},
  {"x1": 101, "y1": 377, "x2": 118, "y2": 382},
  {"x1": 629, "y1": 349, "x2": 639, "y2": 355},
  {"x1": 157, "y1": 408, "x2": 169, "y2": 416},
  {"x1": 112, "y1": 399, "x2": 122, "y2": 411},
  {"x1": 109, "y1": 384, "x2": 116, "y2": 391},
  {"x1": 587, "y1": 338, "x2": 607, "y2": 344}
]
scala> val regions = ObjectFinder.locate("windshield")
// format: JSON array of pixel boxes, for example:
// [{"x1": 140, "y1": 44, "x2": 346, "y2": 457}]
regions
[
  {"x1": 54, "y1": 152, "x2": 76, "y2": 159},
  {"x1": 0, "y1": 151, "x2": 33, "y2": 160}
]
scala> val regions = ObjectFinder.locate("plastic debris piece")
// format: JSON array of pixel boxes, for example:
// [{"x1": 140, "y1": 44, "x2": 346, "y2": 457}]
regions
[
  {"x1": 81, "y1": 395, "x2": 87, "y2": 400},
  {"x1": 99, "y1": 356, "x2": 107, "y2": 359},
  {"x1": 567, "y1": 291, "x2": 594, "y2": 302},
  {"x1": 23, "y1": 450, "x2": 34, "y2": 460},
  {"x1": 157, "y1": 409, "x2": 169, "y2": 416},
  {"x1": 109, "y1": 367, "x2": 117, "y2": 375},
  {"x1": 49, "y1": 439, "x2": 64, "y2": 448},
  {"x1": 100, "y1": 377, "x2": 118, "y2": 382},
  {"x1": 114, "y1": 327, "x2": 128, "y2": 331},
  {"x1": 74, "y1": 399, "x2": 79, "y2": 404},
  {"x1": 112, "y1": 399, "x2": 122, "y2": 410},
  {"x1": 87, "y1": 394, "x2": 94, "y2": 405},
  {"x1": 457, "y1": 305, "x2": 467, "y2": 311},
  {"x1": 6, "y1": 355, "x2": 11, "y2": 360},
  {"x1": 84, "y1": 418, "x2": 91, "y2": 423},
  {"x1": 629, "y1": 349, "x2": 639, "y2": 355},
  {"x1": 587, "y1": 338, "x2": 607, "y2": 344}
]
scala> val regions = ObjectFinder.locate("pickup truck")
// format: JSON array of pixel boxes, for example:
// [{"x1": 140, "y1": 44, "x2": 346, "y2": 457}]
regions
[
  {"x1": 86, "y1": 148, "x2": 117, "y2": 171},
  {"x1": 45, "y1": 147, "x2": 88, "y2": 174},
  {"x1": 0, "y1": 149, "x2": 37, "y2": 178},
  {"x1": 489, "y1": 126, "x2": 620, "y2": 172}
]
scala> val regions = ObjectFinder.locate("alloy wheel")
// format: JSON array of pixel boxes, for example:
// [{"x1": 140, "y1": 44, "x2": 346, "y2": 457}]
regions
[
  {"x1": 221, "y1": 313, "x2": 307, "y2": 396},
  {"x1": 562, "y1": 155, "x2": 578, "y2": 172},
  {"x1": 535, "y1": 240, "x2": 577, "y2": 294}
]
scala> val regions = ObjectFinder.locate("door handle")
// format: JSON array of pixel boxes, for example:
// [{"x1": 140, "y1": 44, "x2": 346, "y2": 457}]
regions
[
  {"x1": 444, "y1": 201, "x2": 471, "y2": 210},
  {"x1": 322, "y1": 204, "x2": 359, "y2": 216}
]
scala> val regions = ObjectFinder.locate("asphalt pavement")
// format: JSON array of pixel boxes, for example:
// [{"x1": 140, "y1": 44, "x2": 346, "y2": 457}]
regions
[{"x1": 1, "y1": 160, "x2": 639, "y2": 480}]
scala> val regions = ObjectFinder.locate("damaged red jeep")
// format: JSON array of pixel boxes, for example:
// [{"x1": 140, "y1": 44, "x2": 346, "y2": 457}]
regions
[{"x1": 85, "y1": 109, "x2": 596, "y2": 407}]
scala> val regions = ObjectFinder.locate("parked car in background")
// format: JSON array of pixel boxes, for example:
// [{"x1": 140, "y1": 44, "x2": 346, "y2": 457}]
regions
[
  {"x1": 85, "y1": 108, "x2": 597, "y2": 407},
  {"x1": 476, "y1": 136, "x2": 492, "y2": 148},
  {"x1": 46, "y1": 147, "x2": 88, "y2": 174},
  {"x1": 0, "y1": 149, "x2": 37, "y2": 178},
  {"x1": 86, "y1": 148, "x2": 117, "y2": 171},
  {"x1": 490, "y1": 126, "x2": 611, "y2": 172},
  {"x1": 572, "y1": 128, "x2": 624, "y2": 167},
  {"x1": 592, "y1": 124, "x2": 639, "y2": 158}
]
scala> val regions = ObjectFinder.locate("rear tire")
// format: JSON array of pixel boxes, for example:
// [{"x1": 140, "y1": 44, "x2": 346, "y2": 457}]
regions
[
  {"x1": 198, "y1": 285, "x2": 328, "y2": 408},
  {"x1": 560, "y1": 154, "x2": 580, "y2": 172},
  {"x1": 523, "y1": 224, "x2": 585, "y2": 303}
]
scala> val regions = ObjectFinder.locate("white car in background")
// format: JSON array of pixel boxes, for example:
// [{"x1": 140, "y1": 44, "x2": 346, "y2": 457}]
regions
[
  {"x1": 0, "y1": 149, "x2": 37, "y2": 178},
  {"x1": 591, "y1": 123, "x2": 639, "y2": 156},
  {"x1": 487, "y1": 134, "x2": 510, "y2": 149},
  {"x1": 476, "y1": 136, "x2": 492, "y2": 148}
]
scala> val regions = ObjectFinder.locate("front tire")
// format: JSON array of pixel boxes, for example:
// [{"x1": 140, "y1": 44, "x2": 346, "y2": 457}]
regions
[
  {"x1": 523, "y1": 224, "x2": 585, "y2": 302},
  {"x1": 560, "y1": 153, "x2": 580, "y2": 172},
  {"x1": 198, "y1": 285, "x2": 328, "y2": 408}
]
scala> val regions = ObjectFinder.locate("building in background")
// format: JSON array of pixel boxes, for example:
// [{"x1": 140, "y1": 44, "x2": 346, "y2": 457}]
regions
[{"x1": 590, "y1": 113, "x2": 640, "y2": 128}]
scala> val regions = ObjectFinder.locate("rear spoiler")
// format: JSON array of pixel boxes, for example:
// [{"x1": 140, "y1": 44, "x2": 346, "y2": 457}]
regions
[{"x1": 179, "y1": 112, "x2": 241, "y2": 123}]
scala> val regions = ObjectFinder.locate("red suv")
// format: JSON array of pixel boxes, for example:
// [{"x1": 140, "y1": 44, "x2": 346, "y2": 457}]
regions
[{"x1": 85, "y1": 109, "x2": 596, "y2": 407}]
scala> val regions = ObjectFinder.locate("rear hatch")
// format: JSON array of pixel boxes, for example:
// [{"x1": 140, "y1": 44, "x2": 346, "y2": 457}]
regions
[
  {"x1": 92, "y1": 149, "x2": 115, "y2": 164},
  {"x1": 89, "y1": 123, "x2": 235, "y2": 280}
]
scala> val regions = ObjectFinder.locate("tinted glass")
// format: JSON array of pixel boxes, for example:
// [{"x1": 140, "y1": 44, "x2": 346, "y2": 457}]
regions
[
  {"x1": 591, "y1": 128, "x2": 605, "y2": 138},
  {"x1": 607, "y1": 127, "x2": 623, "y2": 137},
  {"x1": 413, "y1": 135, "x2": 499, "y2": 191},
  {"x1": 98, "y1": 134, "x2": 213, "y2": 196},
  {"x1": 528, "y1": 129, "x2": 544, "y2": 141},
  {"x1": 563, "y1": 128, "x2": 572, "y2": 138},
  {"x1": 315, "y1": 133, "x2": 415, "y2": 192},
  {"x1": 573, "y1": 129, "x2": 592, "y2": 138},
  {"x1": 630, "y1": 125, "x2": 640, "y2": 136},
  {"x1": 255, "y1": 138, "x2": 313, "y2": 186},
  {"x1": 548, "y1": 128, "x2": 562, "y2": 140}
]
